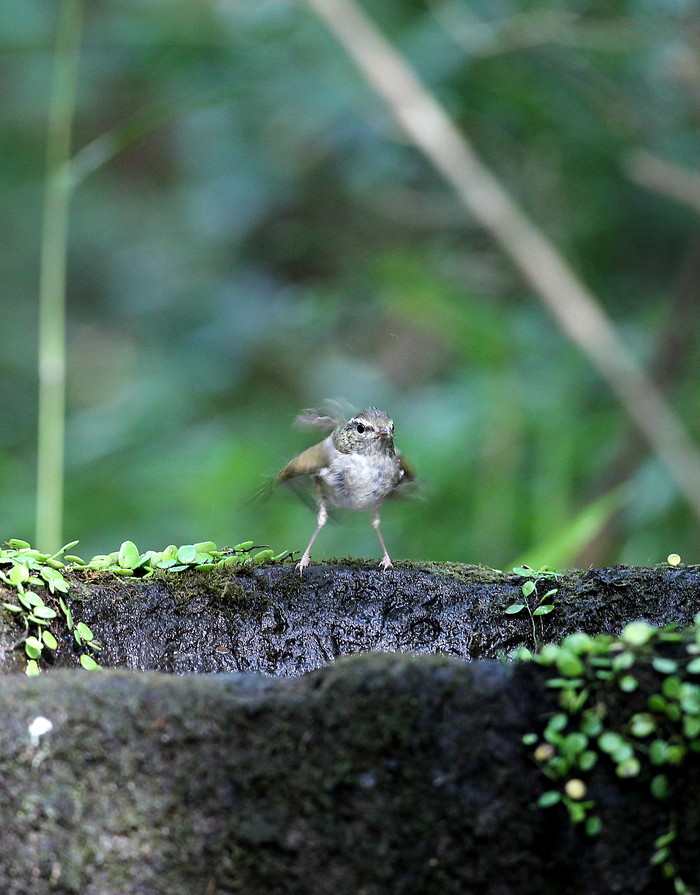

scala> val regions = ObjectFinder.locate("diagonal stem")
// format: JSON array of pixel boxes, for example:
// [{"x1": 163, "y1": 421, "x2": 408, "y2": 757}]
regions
[{"x1": 303, "y1": 0, "x2": 700, "y2": 520}]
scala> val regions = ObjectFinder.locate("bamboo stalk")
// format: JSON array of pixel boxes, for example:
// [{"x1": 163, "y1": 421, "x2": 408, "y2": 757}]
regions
[{"x1": 36, "y1": 0, "x2": 83, "y2": 552}]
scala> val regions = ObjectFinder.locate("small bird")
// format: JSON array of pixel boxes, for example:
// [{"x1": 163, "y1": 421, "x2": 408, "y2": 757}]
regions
[{"x1": 276, "y1": 406, "x2": 414, "y2": 575}]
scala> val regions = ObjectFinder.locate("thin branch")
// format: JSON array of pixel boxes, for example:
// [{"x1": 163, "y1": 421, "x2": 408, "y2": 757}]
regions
[
  {"x1": 625, "y1": 148, "x2": 700, "y2": 215},
  {"x1": 302, "y1": 0, "x2": 700, "y2": 520}
]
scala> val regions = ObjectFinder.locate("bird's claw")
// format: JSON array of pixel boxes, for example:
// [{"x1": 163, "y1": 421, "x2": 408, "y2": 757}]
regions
[
  {"x1": 296, "y1": 555, "x2": 311, "y2": 577},
  {"x1": 379, "y1": 555, "x2": 394, "y2": 571}
]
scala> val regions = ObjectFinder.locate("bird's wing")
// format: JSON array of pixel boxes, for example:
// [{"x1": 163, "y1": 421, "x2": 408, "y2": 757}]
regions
[
  {"x1": 398, "y1": 453, "x2": 416, "y2": 483},
  {"x1": 277, "y1": 437, "x2": 333, "y2": 484}
]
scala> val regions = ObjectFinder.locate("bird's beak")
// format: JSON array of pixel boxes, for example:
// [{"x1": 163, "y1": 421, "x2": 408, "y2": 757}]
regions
[{"x1": 375, "y1": 427, "x2": 390, "y2": 439}]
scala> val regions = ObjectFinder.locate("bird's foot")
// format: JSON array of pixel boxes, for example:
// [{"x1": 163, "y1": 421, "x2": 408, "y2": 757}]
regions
[
  {"x1": 379, "y1": 555, "x2": 394, "y2": 571},
  {"x1": 296, "y1": 554, "x2": 311, "y2": 577}
]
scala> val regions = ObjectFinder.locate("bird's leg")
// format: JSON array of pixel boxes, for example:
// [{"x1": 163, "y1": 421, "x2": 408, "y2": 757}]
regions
[
  {"x1": 296, "y1": 501, "x2": 328, "y2": 576},
  {"x1": 371, "y1": 509, "x2": 393, "y2": 571}
]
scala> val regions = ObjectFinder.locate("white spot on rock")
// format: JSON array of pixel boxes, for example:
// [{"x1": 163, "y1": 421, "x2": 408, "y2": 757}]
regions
[{"x1": 28, "y1": 715, "x2": 53, "y2": 746}]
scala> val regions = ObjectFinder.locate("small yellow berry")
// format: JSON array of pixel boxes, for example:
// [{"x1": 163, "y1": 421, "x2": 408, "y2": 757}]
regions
[
  {"x1": 534, "y1": 743, "x2": 555, "y2": 762},
  {"x1": 565, "y1": 778, "x2": 587, "y2": 800}
]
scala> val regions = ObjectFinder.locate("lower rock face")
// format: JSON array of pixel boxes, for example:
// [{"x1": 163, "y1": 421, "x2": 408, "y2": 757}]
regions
[{"x1": 0, "y1": 653, "x2": 696, "y2": 895}]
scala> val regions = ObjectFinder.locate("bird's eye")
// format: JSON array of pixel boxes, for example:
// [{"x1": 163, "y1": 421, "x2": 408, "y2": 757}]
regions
[{"x1": 356, "y1": 423, "x2": 365, "y2": 434}]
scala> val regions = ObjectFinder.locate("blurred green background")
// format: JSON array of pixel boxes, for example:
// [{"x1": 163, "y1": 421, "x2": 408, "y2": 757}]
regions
[{"x1": 3, "y1": 0, "x2": 700, "y2": 568}]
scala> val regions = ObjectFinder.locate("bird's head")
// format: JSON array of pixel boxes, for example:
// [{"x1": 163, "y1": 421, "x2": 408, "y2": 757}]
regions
[{"x1": 333, "y1": 407, "x2": 396, "y2": 455}]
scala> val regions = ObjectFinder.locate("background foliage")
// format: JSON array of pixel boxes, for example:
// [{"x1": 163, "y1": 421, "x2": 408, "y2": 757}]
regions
[{"x1": 2, "y1": 0, "x2": 700, "y2": 567}]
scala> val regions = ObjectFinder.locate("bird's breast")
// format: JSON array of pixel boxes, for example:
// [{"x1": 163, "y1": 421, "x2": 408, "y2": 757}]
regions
[{"x1": 318, "y1": 452, "x2": 402, "y2": 510}]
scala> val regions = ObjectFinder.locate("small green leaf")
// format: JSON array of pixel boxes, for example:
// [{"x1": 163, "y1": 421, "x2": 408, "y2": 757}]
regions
[
  {"x1": 504, "y1": 603, "x2": 525, "y2": 615},
  {"x1": 24, "y1": 637, "x2": 43, "y2": 659},
  {"x1": 665, "y1": 702, "x2": 682, "y2": 722},
  {"x1": 2, "y1": 602, "x2": 22, "y2": 613},
  {"x1": 558, "y1": 688, "x2": 589, "y2": 713},
  {"x1": 521, "y1": 580, "x2": 536, "y2": 598},
  {"x1": 220, "y1": 554, "x2": 244, "y2": 566},
  {"x1": 28, "y1": 614, "x2": 50, "y2": 627},
  {"x1": 565, "y1": 801, "x2": 588, "y2": 824},
  {"x1": 578, "y1": 750, "x2": 598, "y2": 772},
  {"x1": 560, "y1": 633, "x2": 591, "y2": 654},
  {"x1": 20, "y1": 591, "x2": 44, "y2": 608},
  {"x1": 598, "y1": 731, "x2": 625, "y2": 755},
  {"x1": 537, "y1": 790, "x2": 561, "y2": 808},
  {"x1": 59, "y1": 597, "x2": 73, "y2": 629},
  {"x1": 544, "y1": 713, "x2": 568, "y2": 741},
  {"x1": 40, "y1": 567, "x2": 69, "y2": 593},
  {"x1": 618, "y1": 675, "x2": 638, "y2": 693},
  {"x1": 75, "y1": 622, "x2": 94, "y2": 642},
  {"x1": 662, "y1": 676, "x2": 682, "y2": 700},
  {"x1": 560, "y1": 732, "x2": 588, "y2": 757},
  {"x1": 649, "y1": 740, "x2": 670, "y2": 765},
  {"x1": 545, "y1": 677, "x2": 584, "y2": 689},
  {"x1": 533, "y1": 604, "x2": 555, "y2": 616},
  {"x1": 176, "y1": 545, "x2": 198, "y2": 564},
  {"x1": 651, "y1": 847, "x2": 670, "y2": 866},
  {"x1": 45, "y1": 558, "x2": 66, "y2": 570},
  {"x1": 118, "y1": 540, "x2": 141, "y2": 570},
  {"x1": 686, "y1": 657, "x2": 700, "y2": 674},
  {"x1": 556, "y1": 651, "x2": 585, "y2": 678},
  {"x1": 652, "y1": 657, "x2": 678, "y2": 675},
  {"x1": 8, "y1": 538, "x2": 30, "y2": 549},
  {"x1": 650, "y1": 774, "x2": 669, "y2": 800},
  {"x1": 616, "y1": 757, "x2": 641, "y2": 778},
  {"x1": 621, "y1": 621, "x2": 655, "y2": 646},
  {"x1": 683, "y1": 715, "x2": 700, "y2": 739},
  {"x1": 666, "y1": 744, "x2": 686, "y2": 765},
  {"x1": 512, "y1": 566, "x2": 536, "y2": 577},
  {"x1": 253, "y1": 549, "x2": 274, "y2": 561},
  {"x1": 647, "y1": 693, "x2": 666, "y2": 713},
  {"x1": 655, "y1": 827, "x2": 677, "y2": 850},
  {"x1": 87, "y1": 554, "x2": 114, "y2": 570},
  {"x1": 194, "y1": 541, "x2": 217, "y2": 553},
  {"x1": 579, "y1": 713, "x2": 603, "y2": 737},
  {"x1": 630, "y1": 713, "x2": 656, "y2": 738},
  {"x1": 42, "y1": 630, "x2": 58, "y2": 650},
  {"x1": 234, "y1": 541, "x2": 255, "y2": 551},
  {"x1": 537, "y1": 644, "x2": 561, "y2": 664},
  {"x1": 80, "y1": 654, "x2": 100, "y2": 670},
  {"x1": 25, "y1": 659, "x2": 41, "y2": 676},
  {"x1": 612, "y1": 651, "x2": 635, "y2": 672},
  {"x1": 9, "y1": 564, "x2": 30, "y2": 585},
  {"x1": 33, "y1": 605, "x2": 57, "y2": 620},
  {"x1": 522, "y1": 732, "x2": 538, "y2": 746},
  {"x1": 585, "y1": 815, "x2": 602, "y2": 837},
  {"x1": 680, "y1": 685, "x2": 700, "y2": 715}
]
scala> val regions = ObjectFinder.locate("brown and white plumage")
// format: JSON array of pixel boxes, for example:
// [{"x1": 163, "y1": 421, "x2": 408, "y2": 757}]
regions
[{"x1": 277, "y1": 407, "x2": 414, "y2": 575}]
